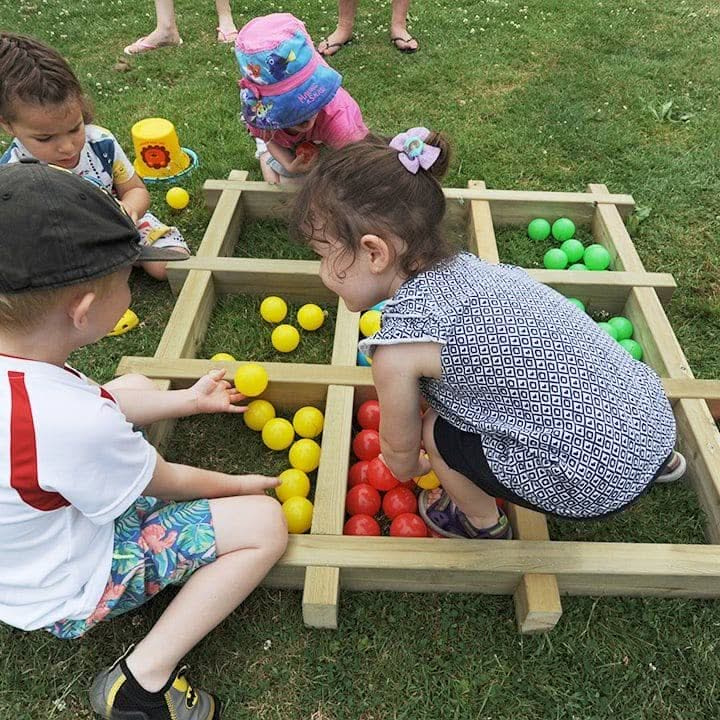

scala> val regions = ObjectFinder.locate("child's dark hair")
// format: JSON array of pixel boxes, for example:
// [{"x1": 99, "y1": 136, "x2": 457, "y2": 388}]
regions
[
  {"x1": 0, "y1": 33, "x2": 93, "y2": 122},
  {"x1": 291, "y1": 131, "x2": 453, "y2": 278}
]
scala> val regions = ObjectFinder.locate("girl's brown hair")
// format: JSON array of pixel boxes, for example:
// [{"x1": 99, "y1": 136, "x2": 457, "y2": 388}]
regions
[
  {"x1": 0, "y1": 33, "x2": 93, "y2": 122},
  {"x1": 291, "y1": 131, "x2": 453, "y2": 278}
]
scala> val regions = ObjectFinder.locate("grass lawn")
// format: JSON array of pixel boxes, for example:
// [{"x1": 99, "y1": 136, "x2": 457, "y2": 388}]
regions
[{"x1": 2, "y1": 0, "x2": 720, "y2": 718}]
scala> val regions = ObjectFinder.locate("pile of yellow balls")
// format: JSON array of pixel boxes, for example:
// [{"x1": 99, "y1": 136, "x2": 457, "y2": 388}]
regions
[
  {"x1": 260, "y1": 296, "x2": 326, "y2": 353},
  {"x1": 236, "y1": 364, "x2": 323, "y2": 534}
]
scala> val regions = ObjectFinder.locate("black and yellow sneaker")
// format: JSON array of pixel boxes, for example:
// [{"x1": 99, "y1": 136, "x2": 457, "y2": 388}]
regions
[{"x1": 89, "y1": 649, "x2": 220, "y2": 720}]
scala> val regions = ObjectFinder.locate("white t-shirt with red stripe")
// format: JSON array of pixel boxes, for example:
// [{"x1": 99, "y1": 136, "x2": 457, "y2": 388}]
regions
[{"x1": 0, "y1": 355, "x2": 157, "y2": 630}]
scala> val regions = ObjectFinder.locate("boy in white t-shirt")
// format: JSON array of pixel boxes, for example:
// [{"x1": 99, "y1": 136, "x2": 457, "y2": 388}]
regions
[{"x1": 0, "y1": 161, "x2": 288, "y2": 720}]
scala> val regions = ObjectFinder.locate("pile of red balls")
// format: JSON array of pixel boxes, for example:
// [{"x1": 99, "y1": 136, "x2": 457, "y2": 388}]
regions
[{"x1": 344, "y1": 400, "x2": 429, "y2": 538}]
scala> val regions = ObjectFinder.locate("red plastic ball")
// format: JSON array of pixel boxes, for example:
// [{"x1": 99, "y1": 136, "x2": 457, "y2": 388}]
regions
[
  {"x1": 389, "y1": 512, "x2": 428, "y2": 538},
  {"x1": 352, "y1": 429, "x2": 381, "y2": 461},
  {"x1": 296, "y1": 141, "x2": 319, "y2": 160},
  {"x1": 366, "y1": 456, "x2": 400, "y2": 492},
  {"x1": 348, "y1": 460, "x2": 370, "y2": 488},
  {"x1": 346, "y1": 483, "x2": 382, "y2": 516},
  {"x1": 356, "y1": 399, "x2": 381, "y2": 431},
  {"x1": 344, "y1": 514, "x2": 381, "y2": 536},
  {"x1": 382, "y1": 485, "x2": 418, "y2": 520}
]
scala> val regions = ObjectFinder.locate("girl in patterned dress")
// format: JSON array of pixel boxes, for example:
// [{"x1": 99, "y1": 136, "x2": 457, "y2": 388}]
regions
[{"x1": 290, "y1": 128, "x2": 685, "y2": 539}]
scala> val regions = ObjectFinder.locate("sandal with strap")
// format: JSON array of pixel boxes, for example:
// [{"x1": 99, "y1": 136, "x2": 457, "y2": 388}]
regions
[
  {"x1": 217, "y1": 27, "x2": 238, "y2": 43},
  {"x1": 655, "y1": 450, "x2": 687, "y2": 483},
  {"x1": 390, "y1": 35, "x2": 419, "y2": 53},
  {"x1": 124, "y1": 35, "x2": 183, "y2": 56},
  {"x1": 418, "y1": 488, "x2": 512, "y2": 539},
  {"x1": 317, "y1": 36, "x2": 353, "y2": 57}
]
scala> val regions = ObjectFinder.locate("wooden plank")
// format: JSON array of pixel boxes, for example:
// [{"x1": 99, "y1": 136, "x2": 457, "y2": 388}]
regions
[
  {"x1": 196, "y1": 170, "x2": 248, "y2": 259},
  {"x1": 529, "y1": 270, "x2": 675, "y2": 309},
  {"x1": 663, "y1": 379, "x2": 720, "y2": 404},
  {"x1": 466, "y1": 180, "x2": 499, "y2": 261},
  {"x1": 332, "y1": 300, "x2": 360, "y2": 366},
  {"x1": 302, "y1": 385, "x2": 355, "y2": 628},
  {"x1": 505, "y1": 504, "x2": 562, "y2": 634},
  {"x1": 166, "y1": 257, "x2": 335, "y2": 301},
  {"x1": 275, "y1": 535, "x2": 720, "y2": 597},
  {"x1": 588, "y1": 183, "x2": 644, "y2": 272},
  {"x1": 166, "y1": 257, "x2": 674, "y2": 311},
  {"x1": 204, "y1": 179, "x2": 635, "y2": 225},
  {"x1": 118, "y1": 356, "x2": 720, "y2": 406},
  {"x1": 155, "y1": 270, "x2": 216, "y2": 359}
]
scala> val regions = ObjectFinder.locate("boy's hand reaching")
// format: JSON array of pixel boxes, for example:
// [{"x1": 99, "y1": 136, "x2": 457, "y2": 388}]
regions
[
  {"x1": 191, "y1": 369, "x2": 247, "y2": 414},
  {"x1": 232, "y1": 474, "x2": 282, "y2": 495}
]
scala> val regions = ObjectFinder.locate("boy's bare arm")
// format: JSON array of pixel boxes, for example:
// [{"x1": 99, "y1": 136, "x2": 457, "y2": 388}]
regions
[
  {"x1": 111, "y1": 370, "x2": 245, "y2": 426},
  {"x1": 145, "y1": 452, "x2": 280, "y2": 500}
]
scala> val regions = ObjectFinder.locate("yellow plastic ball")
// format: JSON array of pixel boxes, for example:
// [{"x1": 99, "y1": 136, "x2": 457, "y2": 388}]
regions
[
  {"x1": 359, "y1": 310, "x2": 382, "y2": 338},
  {"x1": 292, "y1": 406, "x2": 324, "y2": 438},
  {"x1": 234, "y1": 363, "x2": 268, "y2": 397},
  {"x1": 243, "y1": 399, "x2": 276, "y2": 432},
  {"x1": 415, "y1": 469, "x2": 441, "y2": 490},
  {"x1": 271, "y1": 324, "x2": 300, "y2": 353},
  {"x1": 210, "y1": 352, "x2": 235, "y2": 362},
  {"x1": 282, "y1": 496, "x2": 314, "y2": 534},
  {"x1": 166, "y1": 187, "x2": 190, "y2": 210},
  {"x1": 288, "y1": 438, "x2": 321, "y2": 473},
  {"x1": 260, "y1": 296, "x2": 288, "y2": 324},
  {"x1": 275, "y1": 468, "x2": 311, "y2": 503},
  {"x1": 297, "y1": 304, "x2": 326, "y2": 331},
  {"x1": 262, "y1": 418, "x2": 295, "y2": 451}
]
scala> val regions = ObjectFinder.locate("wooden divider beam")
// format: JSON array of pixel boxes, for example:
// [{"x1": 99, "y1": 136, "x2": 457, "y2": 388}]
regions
[
  {"x1": 466, "y1": 180, "x2": 562, "y2": 633},
  {"x1": 302, "y1": 385, "x2": 355, "y2": 628},
  {"x1": 136, "y1": 172, "x2": 247, "y2": 452},
  {"x1": 204, "y1": 179, "x2": 635, "y2": 225},
  {"x1": 589, "y1": 184, "x2": 720, "y2": 543}
]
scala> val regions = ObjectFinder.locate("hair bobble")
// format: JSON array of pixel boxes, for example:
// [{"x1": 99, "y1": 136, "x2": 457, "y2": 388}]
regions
[{"x1": 389, "y1": 127, "x2": 441, "y2": 174}]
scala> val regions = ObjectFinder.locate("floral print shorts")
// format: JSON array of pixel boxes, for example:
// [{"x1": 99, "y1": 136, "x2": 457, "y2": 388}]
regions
[{"x1": 46, "y1": 496, "x2": 216, "y2": 640}]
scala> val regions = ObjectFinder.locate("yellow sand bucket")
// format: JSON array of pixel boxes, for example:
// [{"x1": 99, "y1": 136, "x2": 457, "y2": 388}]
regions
[{"x1": 131, "y1": 118, "x2": 198, "y2": 182}]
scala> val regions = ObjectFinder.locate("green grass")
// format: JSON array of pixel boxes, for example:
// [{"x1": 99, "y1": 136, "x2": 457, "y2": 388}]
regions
[{"x1": 2, "y1": 0, "x2": 720, "y2": 717}]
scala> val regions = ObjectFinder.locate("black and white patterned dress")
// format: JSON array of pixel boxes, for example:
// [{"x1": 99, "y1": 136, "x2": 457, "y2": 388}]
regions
[{"x1": 359, "y1": 252, "x2": 676, "y2": 518}]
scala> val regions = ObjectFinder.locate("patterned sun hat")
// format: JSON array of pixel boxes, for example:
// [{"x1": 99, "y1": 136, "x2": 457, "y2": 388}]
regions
[{"x1": 235, "y1": 13, "x2": 342, "y2": 130}]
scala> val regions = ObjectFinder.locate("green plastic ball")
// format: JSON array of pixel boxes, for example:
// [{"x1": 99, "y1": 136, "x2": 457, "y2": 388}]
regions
[
  {"x1": 608, "y1": 316, "x2": 634, "y2": 341},
  {"x1": 568, "y1": 263, "x2": 589, "y2": 271},
  {"x1": 584, "y1": 244, "x2": 611, "y2": 271},
  {"x1": 620, "y1": 338, "x2": 643, "y2": 361},
  {"x1": 567, "y1": 297, "x2": 586, "y2": 312},
  {"x1": 560, "y1": 238, "x2": 584, "y2": 264},
  {"x1": 543, "y1": 248, "x2": 569, "y2": 270},
  {"x1": 597, "y1": 322, "x2": 619, "y2": 340},
  {"x1": 552, "y1": 217, "x2": 576, "y2": 242},
  {"x1": 528, "y1": 218, "x2": 551, "y2": 241}
]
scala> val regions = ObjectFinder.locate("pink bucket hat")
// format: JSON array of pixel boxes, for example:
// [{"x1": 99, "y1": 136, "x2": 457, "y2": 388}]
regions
[{"x1": 235, "y1": 13, "x2": 342, "y2": 130}]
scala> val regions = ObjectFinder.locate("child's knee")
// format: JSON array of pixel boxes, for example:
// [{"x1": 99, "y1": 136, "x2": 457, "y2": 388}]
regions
[{"x1": 211, "y1": 495, "x2": 288, "y2": 558}]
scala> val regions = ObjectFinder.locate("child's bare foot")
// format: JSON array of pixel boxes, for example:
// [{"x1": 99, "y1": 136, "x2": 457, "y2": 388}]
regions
[
  {"x1": 317, "y1": 27, "x2": 353, "y2": 57},
  {"x1": 217, "y1": 25, "x2": 238, "y2": 43},
  {"x1": 124, "y1": 29, "x2": 183, "y2": 55}
]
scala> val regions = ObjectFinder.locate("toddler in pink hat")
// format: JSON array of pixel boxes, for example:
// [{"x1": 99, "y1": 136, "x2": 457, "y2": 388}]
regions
[{"x1": 235, "y1": 13, "x2": 368, "y2": 183}]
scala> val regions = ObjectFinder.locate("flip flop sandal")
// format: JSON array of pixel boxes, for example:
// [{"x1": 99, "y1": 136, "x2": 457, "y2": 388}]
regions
[
  {"x1": 317, "y1": 36, "x2": 353, "y2": 57},
  {"x1": 390, "y1": 36, "x2": 419, "y2": 53},
  {"x1": 123, "y1": 36, "x2": 183, "y2": 56},
  {"x1": 418, "y1": 489, "x2": 512, "y2": 540},
  {"x1": 217, "y1": 28, "x2": 238, "y2": 43},
  {"x1": 655, "y1": 450, "x2": 687, "y2": 483}
]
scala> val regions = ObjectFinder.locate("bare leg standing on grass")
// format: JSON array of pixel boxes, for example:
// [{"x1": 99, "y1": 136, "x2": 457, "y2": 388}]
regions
[
  {"x1": 318, "y1": 0, "x2": 419, "y2": 57},
  {"x1": 124, "y1": 0, "x2": 238, "y2": 55}
]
